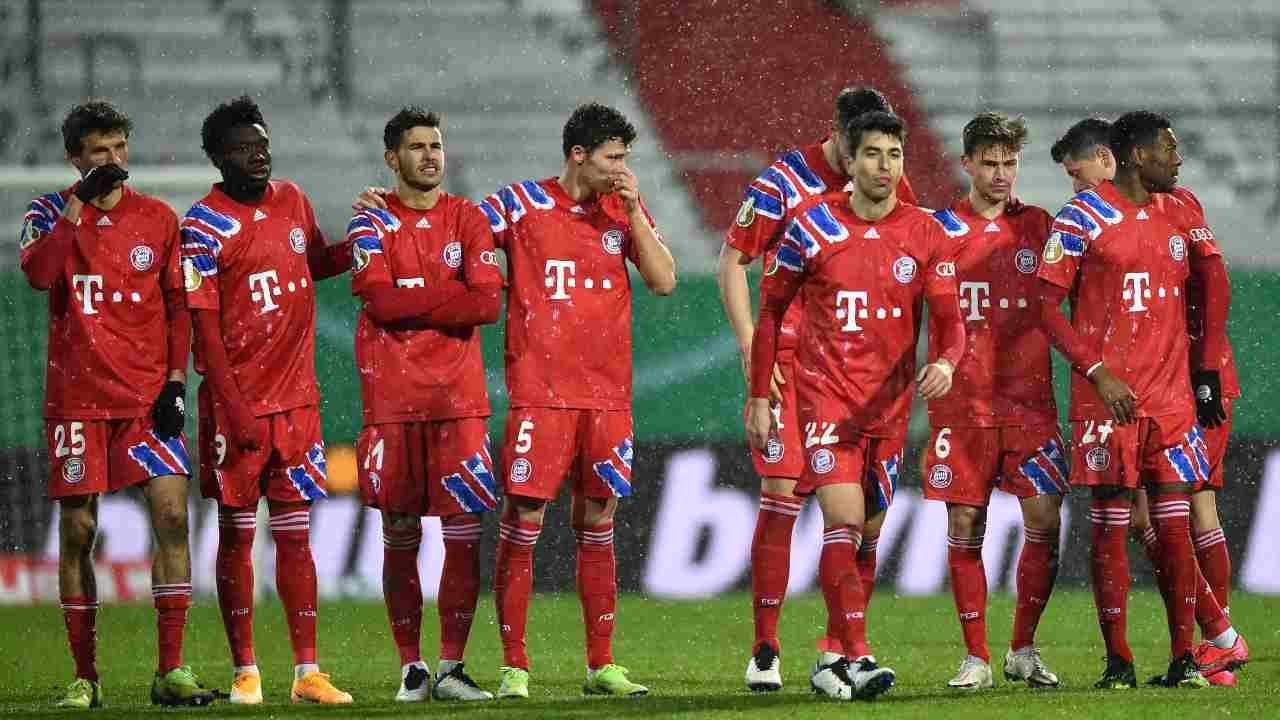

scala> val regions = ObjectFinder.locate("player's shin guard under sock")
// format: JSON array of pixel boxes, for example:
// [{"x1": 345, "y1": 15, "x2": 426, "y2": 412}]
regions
[
  {"x1": 819, "y1": 525, "x2": 867, "y2": 659},
  {"x1": 1089, "y1": 499, "x2": 1133, "y2": 662},
  {"x1": 495, "y1": 517, "x2": 540, "y2": 669},
  {"x1": 948, "y1": 533, "x2": 989, "y2": 662},
  {"x1": 751, "y1": 492, "x2": 801, "y2": 652},
  {"x1": 61, "y1": 596, "x2": 99, "y2": 681},
  {"x1": 1150, "y1": 496, "x2": 1196, "y2": 658},
  {"x1": 382, "y1": 522, "x2": 423, "y2": 666},
  {"x1": 1012, "y1": 526, "x2": 1058, "y2": 650},
  {"x1": 153, "y1": 584, "x2": 192, "y2": 673},
  {"x1": 216, "y1": 509, "x2": 257, "y2": 667},
  {"x1": 439, "y1": 515, "x2": 483, "y2": 662},
  {"x1": 1194, "y1": 528, "x2": 1232, "y2": 614},
  {"x1": 575, "y1": 520, "x2": 617, "y2": 669},
  {"x1": 270, "y1": 507, "x2": 318, "y2": 666}
]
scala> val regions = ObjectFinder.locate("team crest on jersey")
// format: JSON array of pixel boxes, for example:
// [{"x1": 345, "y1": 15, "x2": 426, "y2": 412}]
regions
[
  {"x1": 764, "y1": 437, "x2": 784, "y2": 464},
  {"x1": 1169, "y1": 235, "x2": 1187, "y2": 262},
  {"x1": 735, "y1": 196, "x2": 757, "y2": 227},
  {"x1": 443, "y1": 241, "x2": 463, "y2": 268},
  {"x1": 601, "y1": 229, "x2": 625, "y2": 255},
  {"x1": 927, "y1": 464, "x2": 953, "y2": 489},
  {"x1": 1015, "y1": 248, "x2": 1039, "y2": 274},
  {"x1": 63, "y1": 458, "x2": 86, "y2": 485},
  {"x1": 510, "y1": 458, "x2": 533, "y2": 484},
  {"x1": 1043, "y1": 233, "x2": 1065, "y2": 264},
  {"x1": 893, "y1": 256, "x2": 917, "y2": 284},
  {"x1": 811, "y1": 448, "x2": 835, "y2": 475},
  {"x1": 130, "y1": 245, "x2": 155, "y2": 272},
  {"x1": 289, "y1": 227, "x2": 307, "y2": 254},
  {"x1": 181, "y1": 257, "x2": 202, "y2": 292},
  {"x1": 1086, "y1": 446, "x2": 1111, "y2": 472}
]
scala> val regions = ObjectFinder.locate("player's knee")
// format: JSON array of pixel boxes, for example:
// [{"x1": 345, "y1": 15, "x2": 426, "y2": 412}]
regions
[
  {"x1": 761, "y1": 476, "x2": 798, "y2": 497},
  {"x1": 60, "y1": 509, "x2": 97, "y2": 550},
  {"x1": 947, "y1": 504, "x2": 985, "y2": 537},
  {"x1": 574, "y1": 496, "x2": 617, "y2": 528},
  {"x1": 504, "y1": 496, "x2": 547, "y2": 525},
  {"x1": 383, "y1": 512, "x2": 422, "y2": 534},
  {"x1": 1021, "y1": 496, "x2": 1062, "y2": 531},
  {"x1": 152, "y1": 503, "x2": 190, "y2": 546}
]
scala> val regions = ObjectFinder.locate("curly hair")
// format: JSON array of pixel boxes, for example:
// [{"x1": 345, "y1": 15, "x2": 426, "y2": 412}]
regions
[
  {"x1": 1109, "y1": 110, "x2": 1171, "y2": 167},
  {"x1": 62, "y1": 100, "x2": 133, "y2": 156},
  {"x1": 562, "y1": 102, "x2": 636, "y2": 158},
  {"x1": 201, "y1": 95, "x2": 268, "y2": 160}
]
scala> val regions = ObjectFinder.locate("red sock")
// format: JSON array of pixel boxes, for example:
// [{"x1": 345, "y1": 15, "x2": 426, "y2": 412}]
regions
[
  {"x1": 1150, "y1": 496, "x2": 1196, "y2": 658},
  {"x1": 858, "y1": 533, "x2": 879, "y2": 610},
  {"x1": 751, "y1": 492, "x2": 800, "y2": 653},
  {"x1": 153, "y1": 584, "x2": 192, "y2": 673},
  {"x1": 1142, "y1": 524, "x2": 1229, "y2": 639},
  {"x1": 382, "y1": 522, "x2": 423, "y2": 666},
  {"x1": 819, "y1": 525, "x2": 867, "y2": 659},
  {"x1": 1012, "y1": 526, "x2": 1058, "y2": 650},
  {"x1": 61, "y1": 596, "x2": 98, "y2": 681},
  {"x1": 1089, "y1": 499, "x2": 1133, "y2": 661},
  {"x1": 1194, "y1": 528, "x2": 1231, "y2": 614},
  {"x1": 439, "y1": 516, "x2": 483, "y2": 662},
  {"x1": 948, "y1": 533, "x2": 989, "y2": 662},
  {"x1": 495, "y1": 516, "x2": 540, "y2": 669},
  {"x1": 216, "y1": 509, "x2": 257, "y2": 667},
  {"x1": 575, "y1": 520, "x2": 617, "y2": 669},
  {"x1": 270, "y1": 507, "x2": 318, "y2": 666}
]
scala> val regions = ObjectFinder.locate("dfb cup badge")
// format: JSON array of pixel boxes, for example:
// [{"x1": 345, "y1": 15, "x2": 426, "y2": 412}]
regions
[
  {"x1": 1043, "y1": 233, "x2": 1065, "y2": 264},
  {"x1": 182, "y1": 257, "x2": 202, "y2": 292}
]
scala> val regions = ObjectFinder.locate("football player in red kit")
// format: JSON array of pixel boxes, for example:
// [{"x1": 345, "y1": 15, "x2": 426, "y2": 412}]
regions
[
  {"x1": 718, "y1": 87, "x2": 919, "y2": 692},
  {"x1": 348, "y1": 107, "x2": 502, "y2": 702},
  {"x1": 924, "y1": 112, "x2": 1065, "y2": 690},
  {"x1": 22, "y1": 100, "x2": 213, "y2": 709},
  {"x1": 748, "y1": 111, "x2": 965, "y2": 701},
  {"x1": 182, "y1": 96, "x2": 353, "y2": 704}
]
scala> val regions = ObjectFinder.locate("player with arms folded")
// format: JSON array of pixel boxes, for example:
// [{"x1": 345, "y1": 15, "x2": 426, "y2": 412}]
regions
[
  {"x1": 1049, "y1": 118, "x2": 1246, "y2": 687},
  {"x1": 21, "y1": 100, "x2": 213, "y2": 709},
  {"x1": 718, "y1": 87, "x2": 919, "y2": 692},
  {"x1": 924, "y1": 112, "x2": 1065, "y2": 691},
  {"x1": 182, "y1": 96, "x2": 353, "y2": 704},
  {"x1": 747, "y1": 111, "x2": 964, "y2": 701},
  {"x1": 1037, "y1": 111, "x2": 1230, "y2": 689},
  {"x1": 348, "y1": 107, "x2": 502, "y2": 702}
]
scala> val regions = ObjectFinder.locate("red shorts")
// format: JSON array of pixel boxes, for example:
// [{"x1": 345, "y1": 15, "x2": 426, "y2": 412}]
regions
[
  {"x1": 45, "y1": 418, "x2": 191, "y2": 499},
  {"x1": 743, "y1": 357, "x2": 804, "y2": 480},
  {"x1": 502, "y1": 408, "x2": 633, "y2": 501},
  {"x1": 797, "y1": 433, "x2": 901, "y2": 512},
  {"x1": 1195, "y1": 398, "x2": 1233, "y2": 491},
  {"x1": 922, "y1": 425, "x2": 1069, "y2": 507},
  {"x1": 1070, "y1": 411, "x2": 1209, "y2": 489},
  {"x1": 198, "y1": 384, "x2": 328, "y2": 507},
  {"x1": 356, "y1": 418, "x2": 497, "y2": 517}
]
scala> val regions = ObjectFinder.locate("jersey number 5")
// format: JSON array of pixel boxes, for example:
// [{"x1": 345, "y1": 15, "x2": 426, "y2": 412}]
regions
[{"x1": 514, "y1": 420, "x2": 535, "y2": 454}]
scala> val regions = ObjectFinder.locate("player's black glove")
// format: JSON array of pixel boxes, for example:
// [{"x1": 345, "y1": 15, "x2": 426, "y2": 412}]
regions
[
  {"x1": 1192, "y1": 369, "x2": 1227, "y2": 429},
  {"x1": 151, "y1": 381, "x2": 186, "y2": 440},
  {"x1": 74, "y1": 163, "x2": 129, "y2": 203}
]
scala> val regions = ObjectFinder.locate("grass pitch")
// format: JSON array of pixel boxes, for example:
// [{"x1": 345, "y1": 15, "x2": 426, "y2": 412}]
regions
[{"x1": 1, "y1": 590, "x2": 1275, "y2": 717}]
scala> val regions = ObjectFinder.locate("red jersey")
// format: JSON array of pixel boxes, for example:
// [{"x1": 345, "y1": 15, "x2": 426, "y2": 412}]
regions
[
  {"x1": 20, "y1": 186, "x2": 183, "y2": 419},
  {"x1": 479, "y1": 178, "x2": 657, "y2": 410},
  {"x1": 180, "y1": 180, "x2": 324, "y2": 416},
  {"x1": 1037, "y1": 180, "x2": 1193, "y2": 420},
  {"x1": 349, "y1": 192, "x2": 501, "y2": 423},
  {"x1": 927, "y1": 199, "x2": 1057, "y2": 427},
  {"x1": 1157, "y1": 188, "x2": 1241, "y2": 398},
  {"x1": 760, "y1": 193, "x2": 961, "y2": 438},
  {"x1": 724, "y1": 140, "x2": 917, "y2": 358}
]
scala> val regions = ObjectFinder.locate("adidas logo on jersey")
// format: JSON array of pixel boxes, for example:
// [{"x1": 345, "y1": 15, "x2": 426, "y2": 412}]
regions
[
  {"x1": 254, "y1": 209, "x2": 268, "y2": 221},
  {"x1": 1136, "y1": 209, "x2": 1149, "y2": 220},
  {"x1": 864, "y1": 227, "x2": 880, "y2": 239},
  {"x1": 985, "y1": 222, "x2": 1000, "y2": 233},
  {"x1": 416, "y1": 217, "x2": 431, "y2": 229},
  {"x1": 96, "y1": 216, "x2": 112, "y2": 227}
]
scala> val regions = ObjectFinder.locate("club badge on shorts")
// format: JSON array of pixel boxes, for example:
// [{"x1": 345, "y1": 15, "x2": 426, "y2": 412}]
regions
[
  {"x1": 811, "y1": 448, "x2": 835, "y2": 475},
  {"x1": 1086, "y1": 446, "x2": 1111, "y2": 471},
  {"x1": 510, "y1": 458, "x2": 533, "y2": 484},
  {"x1": 927, "y1": 464, "x2": 953, "y2": 489}
]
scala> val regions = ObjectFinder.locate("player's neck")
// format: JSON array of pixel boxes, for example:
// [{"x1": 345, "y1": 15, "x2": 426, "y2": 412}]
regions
[
  {"x1": 557, "y1": 169, "x2": 596, "y2": 204},
  {"x1": 1111, "y1": 171, "x2": 1151, "y2": 206},
  {"x1": 219, "y1": 181, "x2": 267, "y2": 206},
  {"x1": 968, "y1": 187, "x2": 1005, "y2": 219},
  {"x1": 397, "y1": 182, "x2": 441, "y2": 210},
  {"x1": 850, "y1": 190, "x2": 897, "y2": 222},
  {"x1": 90, "y1": 187, "x2": 125, "y2": 212}
]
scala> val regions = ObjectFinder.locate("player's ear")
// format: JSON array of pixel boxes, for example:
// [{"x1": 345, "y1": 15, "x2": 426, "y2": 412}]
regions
[{"x1": 384, "y1": 148, "x2": 398, "y2": 173}]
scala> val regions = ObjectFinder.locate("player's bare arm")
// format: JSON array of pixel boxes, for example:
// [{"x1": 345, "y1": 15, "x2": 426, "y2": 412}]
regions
[
  {"x1": 1037, "y1": 280, "x2": 1137, "y2": 424},
  {"x1": 716, "y1": 243, "x2": 784, "y2": 404},
  {"x1": 616, "y1": 167, "x2": 676, "y2": 295}
]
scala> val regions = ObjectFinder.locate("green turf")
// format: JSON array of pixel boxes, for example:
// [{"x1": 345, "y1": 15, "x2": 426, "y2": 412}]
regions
[{"x1": 1, "y1": 590, "x2": 1275, "y2": 717}]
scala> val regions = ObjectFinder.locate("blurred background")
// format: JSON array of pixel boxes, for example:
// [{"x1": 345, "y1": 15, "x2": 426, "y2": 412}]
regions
[{"x1": 0, "y1": 0, "x2": 1277, "y2": 603}]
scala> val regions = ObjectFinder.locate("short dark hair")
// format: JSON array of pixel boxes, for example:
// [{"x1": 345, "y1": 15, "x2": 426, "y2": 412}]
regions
[
  {"x1": 62, "y1": 100, "x2": 133, "y2": 156},
  {"x1": 200, "y1": 95, "x2": 268, "y2": 160},
  {"x1": 562, "y1": 102, "x2": 636, "y2": 158},
  {"x1": 383, "y1": 106, "x2": 441, "y2": 151},
  {"x1": 834, "y1": 86, "x2": 892, "y2": 129},
  {"x1": 962, "y1": 111, "x2": 1028, "y2": 157},
  {"x1": 843, "y1": 111, "x2": 907, "y2": 154},
  {"x1": 1051, "y1": 117, "x2": 1111, "y2": 163},
  {"x1": 1109, "y1": 110, "x2": 1171, "y2": 167}
]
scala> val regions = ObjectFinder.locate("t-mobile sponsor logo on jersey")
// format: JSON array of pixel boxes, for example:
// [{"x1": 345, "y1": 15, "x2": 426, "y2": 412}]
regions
[
  {"x1": 1122, "y1": 272, "x2": 1151, "y2": 312},
  {"x1": 72, "y1": 274, "x2": 104, "y2": 315},
  {"x1": 248, "y1": 269, "x2": 310, "y2": 313},
  {"x1": 545, "y1": 259, "x2": 576, "y2": 300},
  {"x1": 959, "y1": 281, "x2": 990, "y2": 321}
]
